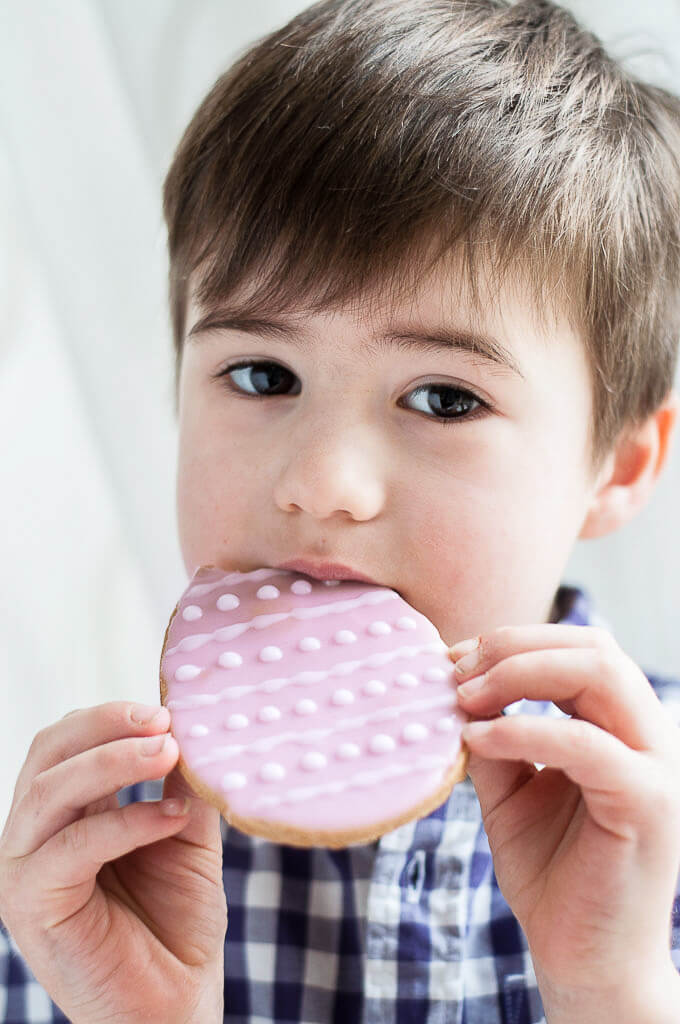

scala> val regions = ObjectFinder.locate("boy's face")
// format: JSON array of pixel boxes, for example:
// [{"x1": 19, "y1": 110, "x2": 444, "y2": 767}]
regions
[{"x1": 176, "y1": 258, "x2": 604, "y2": 645}]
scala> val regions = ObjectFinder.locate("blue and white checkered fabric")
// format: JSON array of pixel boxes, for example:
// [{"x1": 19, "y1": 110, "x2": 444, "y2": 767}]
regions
[{"x1": 2, "y1": 586, "x2": 679, "y2": 1023}]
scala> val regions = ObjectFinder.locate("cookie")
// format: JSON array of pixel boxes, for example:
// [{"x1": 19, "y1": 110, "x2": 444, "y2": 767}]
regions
[{"x1": 159, "y1": 566, "x2": 468, "y2": 847}]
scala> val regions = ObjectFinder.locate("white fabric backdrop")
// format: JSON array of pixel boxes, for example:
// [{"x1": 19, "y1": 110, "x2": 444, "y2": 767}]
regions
[{"x1": 1, "y1": 0, "x2": 679, "y2": 825}]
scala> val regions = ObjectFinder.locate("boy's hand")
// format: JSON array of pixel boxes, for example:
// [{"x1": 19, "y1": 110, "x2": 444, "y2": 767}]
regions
[
  {"x1": 450, "y1": 625, "x2": 680, "y2": 1023},
  {"x1": 0, "y1": 702, "x2": 227, "y2": 1024}
]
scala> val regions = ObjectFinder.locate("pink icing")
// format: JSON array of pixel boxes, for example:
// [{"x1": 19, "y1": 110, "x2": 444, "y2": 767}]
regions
[{"x1": 161, "y1": 566, "x2": 466, "y2": 837}]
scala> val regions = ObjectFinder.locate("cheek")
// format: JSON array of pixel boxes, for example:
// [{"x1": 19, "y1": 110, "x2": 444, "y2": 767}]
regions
[
  {"x1": 176, "y1": 426, "x2": 255, "y2": 573},
  {"x1": 176, "y1": 453, "x2": 214, "y2": 575},
  {"x1": 396, "y1": 448, "x2": 589, "y2": 642},
  {"x1": 394, "y1": 483, "x2": 502, "y2": 637}
]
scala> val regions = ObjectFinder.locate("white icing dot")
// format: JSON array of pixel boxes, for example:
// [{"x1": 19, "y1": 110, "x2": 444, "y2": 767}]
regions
[
  {"x1": 257, "y1": 585, "x2": 280, "y2": 600},
  {"x1": 331, "y1": 688, "x2": 355, "y2": 706},
  {"x1": 396, "y1": 616, "x2": 418, "y2": 630},
  {"x1": 182, "y1": 605, "x2": 203, "y2": 621},
  {"x1": 337, "y1": 742, "x2": 361, "y2": 760},
  {"x1": 291, "y1": 579, "x2": 313, "y2": 595},
  {"x1": 323, "y1": 580, "x2": 342, "y2": 586},
  {"x1": 226, "y1": 714, "x2": 249, "y2": 730},
  {"x1": 423, "y1": 666, "x2": 448, "y2": 682},
  {"x1": 260, "y1": 762, "x2": 286, "y2": 782},
  {"x1": 259, "y1": 646, "x2": 283, "y2": 662},
  {"x1": 218, "y1": 651, "x2": 243, "y2": 668},
  {"x1": 258, "y1": 705, "x2": 282, "y2": 723},
  {"x1": 334, "y1": 630, "x2": 357, "y2": 645},
  {"x1": 298, "y1": 636, "x2": 322, "y2": 652},
  {"x1": 175, "y1": 664, "x2": 202, "y2": 682},
  {"x1": 369, "y1": 733, "x2": 396, "y2": 755},
  {"x1": 301, "y1": 752, "x2": 327, "y2": 771},
  {"x1": 295, "y1": 699, "x2": 318, "y2": 716},
  {"x1": 189, "y1": 723, "x2": 210, "y2": 737},
  {"x1": 436, "y1": 717, "x2": 455, "y2": 733},
  {"x1": 363, "y1": 679, "x2": 387, "y2": 696},
  {"x1": 368, "y1": 620, "x2": 391, "y2": 636},
  {"x1": 217, "y1": 593, "x2": 240, "y2": 611},
  {"x1": 222, "y1": 772, "x2": 247, "y2": 791},
  {"x1": 395, "y1": 672, "x2": 419, "y2": 688},
  {"x1": 402, "y1": 723, "x2": 429, "y2": 743}
]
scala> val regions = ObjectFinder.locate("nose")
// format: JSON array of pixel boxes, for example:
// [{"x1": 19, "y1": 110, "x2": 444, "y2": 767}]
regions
[{"x1": 273, "y1": 420, "x2": 386, "y2": 522}]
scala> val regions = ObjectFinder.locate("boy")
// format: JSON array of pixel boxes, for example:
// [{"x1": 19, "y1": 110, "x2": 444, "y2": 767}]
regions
[{"x1": 1, "y1": 0, "x2": 680, "y2": 1020}]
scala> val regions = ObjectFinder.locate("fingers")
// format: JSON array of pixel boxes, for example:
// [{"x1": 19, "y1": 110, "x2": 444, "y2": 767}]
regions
[
  {"x1": 450, "y1": 624, "x2": 605, "y2": 675},
  {"x1": 11, "y1": 799, "x2": 192, "y2": 928},
  {"x1": 461, "y1": 714, "x2": 657, "y2": 838},
  {"x1": 463, "y1": 748, "x2": 538, "y2": 821},
  {"x1": 450, "y1": 626, "x2": 665, "y2": 751},
  {"x1": 162, "y1": 765, "x2": 222, "y2": 854},
  {"x1": 463, "y1": 714, "x2": 634, "y2": 790},
  {"x1": 448, "y1": 624, "x2": 680, "y2": 844},
  {"x1": 4, "y1": 706, "x2": 182, "y2": 858},
  {"x1": 12, "y1": 702, "x2": 172, "y2": 809}
]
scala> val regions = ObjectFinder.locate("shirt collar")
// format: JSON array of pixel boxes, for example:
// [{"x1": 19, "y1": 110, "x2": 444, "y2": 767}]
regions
[{"x1": 550, "y1": 583, "x2": 599, "y2": 627}]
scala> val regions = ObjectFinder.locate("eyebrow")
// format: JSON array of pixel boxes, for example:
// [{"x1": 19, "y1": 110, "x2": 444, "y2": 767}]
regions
[{"x1": 187, "y1": 311, "x2": 524, "y2": 378}]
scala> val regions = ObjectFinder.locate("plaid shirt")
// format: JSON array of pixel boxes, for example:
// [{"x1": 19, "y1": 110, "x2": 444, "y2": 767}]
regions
[{"x1": 2, "y1": 586, "x2": 680, "y2": 1023}]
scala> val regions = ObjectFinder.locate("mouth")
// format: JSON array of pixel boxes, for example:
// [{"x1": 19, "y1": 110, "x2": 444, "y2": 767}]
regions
[{"x1": 276, "y1": 558, "x2": 380, "y2": 585}]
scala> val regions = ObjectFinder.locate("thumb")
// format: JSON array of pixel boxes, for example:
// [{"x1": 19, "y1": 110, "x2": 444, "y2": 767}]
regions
[
  {"x1": 465, "y1": 748, "x2": 537, "y2": 821},
  {"x1": 162, "y1": 761, "x2": 224, "y2": 856}
]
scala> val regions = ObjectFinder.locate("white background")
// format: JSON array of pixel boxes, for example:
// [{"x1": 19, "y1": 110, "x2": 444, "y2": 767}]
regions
[{"x1": 1, "y1": 0, "x2": 679, "y2": 825}]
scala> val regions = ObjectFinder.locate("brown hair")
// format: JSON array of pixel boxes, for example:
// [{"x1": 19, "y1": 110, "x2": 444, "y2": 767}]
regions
[{"x1": 162, "y1": 0, "x2": 680, "y2": 470}]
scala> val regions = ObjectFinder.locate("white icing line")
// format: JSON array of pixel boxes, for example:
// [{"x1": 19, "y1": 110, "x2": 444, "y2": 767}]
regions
[
  {"x1": 250, "y1": 753, "x2": 450, "y2": 809},
  {"x1": 166, "y1": 589, "x2": 401, "y2": 656},
  {"x1": 186, "y1": 568, "x2": 290, "y2": 598},
  {"x1": 291, "y1": 590, "x2": 398, "y2": 619},
  {"x1": 166, "y1": 641, "x2": 447, "y2": 708},
  {"x1": 191, "y1": 690, "x2": 458, "y2": 765}
]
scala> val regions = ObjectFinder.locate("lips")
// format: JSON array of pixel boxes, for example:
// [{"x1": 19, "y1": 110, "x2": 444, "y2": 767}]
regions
[{"x1": 276, "y1": 558, "x2": 379, "y2": 584}]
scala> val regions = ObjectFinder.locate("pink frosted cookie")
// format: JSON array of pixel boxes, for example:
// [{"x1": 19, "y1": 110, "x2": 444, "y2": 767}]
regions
[{"x1": 160, "y1": 566, "x2": 468, "y2": 847}]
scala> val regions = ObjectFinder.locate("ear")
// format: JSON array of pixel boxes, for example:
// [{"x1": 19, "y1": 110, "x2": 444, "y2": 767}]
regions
[{"x1": 579, "y1": 390, "x2": 679, "y2": 540}]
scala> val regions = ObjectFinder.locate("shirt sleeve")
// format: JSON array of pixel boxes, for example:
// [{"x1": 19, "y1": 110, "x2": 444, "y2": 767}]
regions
[
  {"x1": 0, "y1": 919, "x2": 69, "y2": 1024},
  {"x1": 647, "y1": 671, "x2": 680, "y2": 972}
]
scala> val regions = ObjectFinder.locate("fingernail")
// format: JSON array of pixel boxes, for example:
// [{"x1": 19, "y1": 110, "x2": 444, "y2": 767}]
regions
[
  {"x1": 458, "y1": 673, "x2": 487, "y2": 698},
  {"x1": 462, "y1": 721, "x2": 493, "y2": 741},
  {"x1": 140, "y1": 733, "x2": 168, "y2": 756},
  {"x1": 458, "y1": 659, "x2": 481, "y2": 684},
  {"x1": 449, "y1": 636, "x2": 480, "y2": 661},
  {"x1": 131, "y1": 704, "x2": 169, "y2": 726},
  {"x1": 159, "y1": 797, "x2": 190, "y2": 817}
]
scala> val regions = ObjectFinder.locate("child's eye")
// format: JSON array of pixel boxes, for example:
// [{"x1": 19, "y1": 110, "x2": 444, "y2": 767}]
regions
[
  {"x1": 218, "y1": 361, "x2": 302, "y2": 396},
  {"x1": 401, "y1": 383, "x2": 487, "y2": 424},
  {"x1": 216, "y1": 361, "x2": 487, "y2": 425}
]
